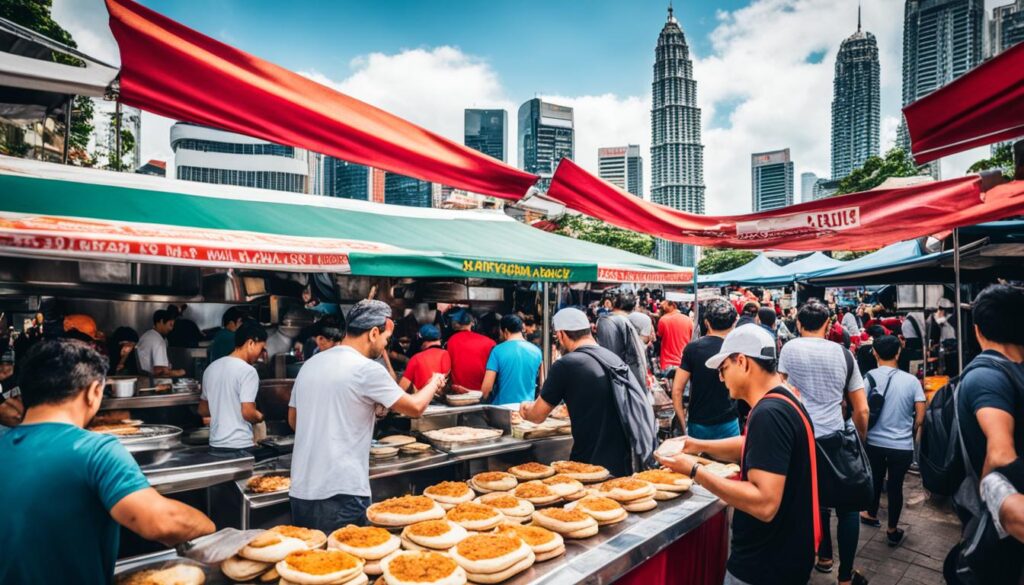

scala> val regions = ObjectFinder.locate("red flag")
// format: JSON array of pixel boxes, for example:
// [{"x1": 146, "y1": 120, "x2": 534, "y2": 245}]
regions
[
  {"x1": 105, "y1": 0, "x2": 537, "y2": 200},
  {"x1": 546, "y1": 158, "x2": 1024, "y2": 251},
  {"x1": 904, "y1": 41, "x2": 1024, "y2": 164}
]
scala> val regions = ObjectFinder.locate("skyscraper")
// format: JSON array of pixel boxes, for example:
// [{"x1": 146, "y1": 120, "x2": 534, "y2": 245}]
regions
[
  {"x1": 517, "y1": 98, "x2": 574, "y2": 189},
  {"x1": 384, "y1": 173, "x2": 433, "y2": 208},
  {"x1": 800, "y1": 172, "x2": 819, "y2": 204},
  {"x1": 991, "y1": 0, "x2": 1024, "y2": 56},
  {"x1": 898, "y1": 0, "x2": 985, "y2": 174},
  {"x1": 465, "y1": 109, "x2": 507, "y2": 162},
  {"x1": 752, "y1": 149, "x2": 794, "y2": 212},
  {"x1": 650, "y1": 5, "x2": 704, "y2": 266},
  {"x1": 831, "y1": 7, "x2": 880, "y2": 180},
  {"x1": 598, "y1": 145, "x2": 644, "y2": 197}
]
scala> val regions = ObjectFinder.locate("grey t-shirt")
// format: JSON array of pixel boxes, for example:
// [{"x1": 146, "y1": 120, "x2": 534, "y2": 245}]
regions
[
  {"x1": 779, "y1": 337, "x2": 864, "y2": 438},
  {"x1": 289, "y1": 346, "x2": 404, "y2": 499},
  {"x1": 865, "y1": 366, "x2": 925, "y2": 451},
  {"x1": 201, "y1": 356, "x2": 260, "y2": 449},
  {"x1": 628, "y1": 311, "x2": 654, "y2": 339}
]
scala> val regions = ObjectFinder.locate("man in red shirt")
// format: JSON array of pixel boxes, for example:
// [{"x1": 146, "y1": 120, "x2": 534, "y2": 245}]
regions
[
  {"x1": 658, "y1": 298, "x2": 693, "y2": 370},
  {"x1": 399, "y1": 325, "x2": 451, "y2": 392},
  {"x1": 445, "y1": 309, "x2": 495, "y2": 393}
]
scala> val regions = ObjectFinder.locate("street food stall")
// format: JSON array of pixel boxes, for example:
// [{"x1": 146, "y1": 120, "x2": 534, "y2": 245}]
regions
[{"x1": 0, "y1": 157, "x2": 729, "y2": 585}]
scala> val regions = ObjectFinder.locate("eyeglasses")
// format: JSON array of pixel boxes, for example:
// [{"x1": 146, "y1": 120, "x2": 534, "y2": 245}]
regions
[{"x1": 717, "y1": 353, "x2": 740, "y2": 381}]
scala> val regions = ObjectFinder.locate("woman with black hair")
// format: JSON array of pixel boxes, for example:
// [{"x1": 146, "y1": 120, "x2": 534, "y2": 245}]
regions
[{"x1": 107, "y1": 326, "x2": 140, "y2": 375}]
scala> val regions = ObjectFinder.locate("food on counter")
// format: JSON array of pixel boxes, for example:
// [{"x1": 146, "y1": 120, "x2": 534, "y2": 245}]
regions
[
  {"x1": 401, "y1": 520, "x2": 469, "y2": 551},
  {"x1": 506, "y1": 462, "x2": 555, "y2": 480},
  {"x1": 702, "y1": 461, "x2": 742, "y2": 478},
  {"x1": 275, "y1": 549, "x2": 365, "y2": 585},
  {"x1": 531, "y1": 507, "x2": 599, "y2": 538},
  {"x1": 566, "y1": 496, "x2": 627, "y2": 526},
  {"x1": 91, "y1": 410, "x2": 133, "y2": 426},
  {"x1": 509, "y1": 412, "x2": 523, "y2": 425},
  {"x1": 597, "y1": 478, "x2": 657, "y2": 503},
  {"x1": 550, "y1": 404, "x2": 570, "y2": 420},
  {"x1": 89, "y1": 423, "x2": 142, "y2": 436},
  {"x1": 449, "y1": 534, "x2": 535, "y2": 584},
  {"x1": 269, "y1": 525, "x2": 328, "y2": 549},
  {"x1": 239, "y1": 531, "x2": 310, "y2": 563},
  {"x1": 445, "y1": 391, "x2": 482, "y2": 406},
  {"x1": 423, "y1": 481, "x2": 475, "y2": 510},
  {"x1": 550, "y1": 461, "x2": 610, "y2": 483},
  {"x1": 117, "y1": 564, "x2": 206, "y2": 585},
  {"x1": 655, "y1": 437, "x2": 686, "y2": 458},
  {"x1": 370, "y1": 446, "x2": 399, "y2": 460},
  {"x1": 380, "y1": 550, "x2": 467, "y2": 585},
  {"x1": 220, "y1": 555, "x2": 272, "y2": 581},
  {"x1": 421, "y1": 426, "x2": 502, "y2": 444},
  {"x1": 472, "y1": 493, "x2": 534, "y2": 524},
  {"x1": 468, "y1": 471, "x2": 517, "y2": 493},
  {"x1": 512, "y1": 481, "x2": 561, "y2": 505},
  {"x1": 541, "y1": 475, "x2": 585, "y2": 500},
  {"x1": 367, "y1": 496, "x2": 446, "y2": 528},
  {"x1": 258, "y1": 567, "x2": 279, "y2": 582},
  {"x1": 378, "y1": 435, "x2": 417, "y2": 447},
  {"x1": 398, "y1": 442, "x2": 432, "y2": 455},
  {"x1": 445, "y1": 502, "x2": 504, "y2": 531},
  {"x1": 328, "y1": 526, "x2": 401, "y2": 575},
  {"x1": 496, "y1": 523, "x2": 565, "y2": 562},
  {"x1": 246, "y1": 474, "x2": 291, "y2": 494},
  {"x1": 633, "y1": 470, "x2": 692, "y2": 500}
]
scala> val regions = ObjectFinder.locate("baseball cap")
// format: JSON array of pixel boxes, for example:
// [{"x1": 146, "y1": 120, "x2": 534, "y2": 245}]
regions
[
  {"x1": 418, "y1": 324, "x2": 441, "y2": 341},
  {"x1": 449, "y1": 308, "x2": 474, "y2": 326},
  {"x1": 704, "y1": 324, "x2": 778, "y2": 370},
  {"x1": 552, "y1": 308, "x2": 590, "y2": 332},
  {"x1": 346, "y1": 300, "x2": 392, "y2": 331}
]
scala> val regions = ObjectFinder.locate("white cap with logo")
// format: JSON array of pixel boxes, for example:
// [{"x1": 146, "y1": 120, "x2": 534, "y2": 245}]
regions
[
  {"x1": 704, "y1": 324, "x2": 778, "y2": 370},
  {"x1": 552, "y1": 308, "x2": 591, "y2": 332}
]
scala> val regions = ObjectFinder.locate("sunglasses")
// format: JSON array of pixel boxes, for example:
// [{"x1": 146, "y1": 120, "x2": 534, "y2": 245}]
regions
[{"x1": 717, "y1": 353, "x2": 741, "y2": 380}]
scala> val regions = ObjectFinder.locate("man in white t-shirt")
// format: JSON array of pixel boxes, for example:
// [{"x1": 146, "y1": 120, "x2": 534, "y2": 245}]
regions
[
  {"x1": 135, "y1": 309, "x2": 184, "y2": 378},
  {"x1": 287, "y1": 300, "x2": 445, "y2": 532},
  {"x1": 199, "y1": 323, "x2": 267, "y2": 451}
]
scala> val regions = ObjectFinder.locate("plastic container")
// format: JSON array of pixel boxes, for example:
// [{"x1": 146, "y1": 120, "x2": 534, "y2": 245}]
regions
[{"x1": 109, "y1": 377, "x2": 137, "y2": 398}]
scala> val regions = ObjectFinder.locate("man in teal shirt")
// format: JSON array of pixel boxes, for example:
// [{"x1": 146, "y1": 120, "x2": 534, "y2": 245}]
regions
[
  {"x1": 0, "y1": 339, "x2": 215, "y2": 584},
  {"x1": 461, "y1": 314, "x2": 542, "y2": 405},
  {"x1": 208, "y1": 307, "x2": 244, "y2": 363}
]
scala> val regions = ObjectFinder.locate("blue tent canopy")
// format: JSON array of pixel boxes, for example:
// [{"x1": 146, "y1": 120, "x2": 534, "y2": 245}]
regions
[
  {"x1": 699, "y1": 254, "x2": 789, "y2": 286},
  {"x1": 805, "y1": 240, "x2": 928, "y2": 285},
  {"x1": 743, "y1": 252, "x2": 845, "y2": 286}
]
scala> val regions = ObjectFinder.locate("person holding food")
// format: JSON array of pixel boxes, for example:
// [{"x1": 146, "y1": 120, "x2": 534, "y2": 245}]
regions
[
  {"x1": 0, "y1": 339, "x2": 214, "y2": 584},
  {"x1": 136, "y1": 309, "x2": 185, "y2": 378},
  {"x1": 454, "y1": 314, "x2": 542, "y2": 405},
  {"x1": 399, "y1": 325, "x2": 451, "y2": 392},
  {"x1": 199, "y1": 322, "x2": 268, "y2": 452},
  {"x1": 288, "y1": 300, "x2": 446, "y2": 532}
]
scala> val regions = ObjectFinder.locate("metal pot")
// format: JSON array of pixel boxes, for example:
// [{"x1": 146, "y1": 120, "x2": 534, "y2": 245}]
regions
[{"x1": 108, "y1": 377, "x2": 137, "y2": 398}]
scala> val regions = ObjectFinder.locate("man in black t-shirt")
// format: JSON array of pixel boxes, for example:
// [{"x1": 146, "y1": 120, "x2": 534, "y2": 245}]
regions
[
  {"x1": 673, "y1": 298, "x2": 739, "y2": 439},
  {"x1": 658, "y1": 324, "x2": 817, "y2": 585},
  {"x1": 520, "y1": 308, "x2": 632, "y2": 477}
]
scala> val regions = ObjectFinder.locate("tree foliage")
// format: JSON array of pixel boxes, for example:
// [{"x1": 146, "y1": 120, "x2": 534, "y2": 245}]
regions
[
  {"x1": 555, "y1": 215, "x2": 654, "y2": 257},
  {"x1": 836, "y1": 148, "x2": 928, "y2": 195},
  {"x1": 697, "y1": 248, "x2": 756, "y2": 275},
  {"x1": 967, "y1": 143, "x2": 1015, "y2": 180}
]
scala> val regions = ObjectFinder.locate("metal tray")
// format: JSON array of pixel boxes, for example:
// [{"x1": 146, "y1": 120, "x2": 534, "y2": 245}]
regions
[
  {"x1": 114, "y1": 424, "x2": 183, "y2": 452},
  {"x1": 418, "y1": 427, "x2": 504, "y2": 451}
]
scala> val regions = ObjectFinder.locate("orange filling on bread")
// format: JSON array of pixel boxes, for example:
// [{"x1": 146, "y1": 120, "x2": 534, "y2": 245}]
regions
[
  {"x1": 247, "y1": 532, "x2": 282, "y2": 548},
  {"x1": 455, "y1": 534, "x2": 521, "y2": 561},
  {"x1": 634, "y1": 470, "x2": 686, "y2": 484},
  {"x1": 514, "y1": 482, "x2": 555, "y2": 498},
  {"x1": 543, "y1": 475, "x2": 579, "y2": 485},
  {"x1": 373, "y1": 495, "x2": 436, "y2": 514},
  {"x1": 577, "y1": 497, "x2": 622, "y2": 512},
  {"x1": 447, "y1": 502, "x2": 499, "y2": 522},
  {"x1": 388, "y1": 552, "x2": 458, "y2": 581},
  {"x1": 271, "y1": 525, "x2": 319, "y2": 541},
  {"x1": 498, "y1": 524, "x2": 556, "y2": 546},
  {"x1": 512, "y1": 462, "x2": 552, "y2": 473},
  {"x1": 553, "y1": 461, "x2": 605, "y2": 474},
  {"x1": 480, "y1": 495, "x2": 521, "y2": 509},
  {"x1": 539, "y1": 508, "x2": 590, "y2": 523},
  {"x1": 284, "y1": 550, "x2": 358, "y2": 575},
  {"x1": 331, "y1": 526, "x2": 392, "y2": 548},
  {"x1": 475, "y1": 472, "x2": 512, "y2": 483},
  {"x1": 406, "y1": 520, "x2": 452, "y2": 537},
  {"x1": 425, "y1": 481, "x2": 471, "y2": 498},
  {"x1": 600, "y1": 478, "x2": 648, "y2": 491}
]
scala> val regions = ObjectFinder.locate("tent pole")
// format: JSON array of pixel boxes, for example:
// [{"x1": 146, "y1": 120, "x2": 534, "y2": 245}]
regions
[
  {"x1": 920, "y1": 284, "x2": 928, "y2": 380},
  {"x1": 692, "y1": 246, "x2": 701, "y2": 339},
  {"x1": 114, "y1": 100, "x2": 123, "y2": 170},
  {"x1": 953, "y1": 228, "x2": 964, "y2": 373},
  {"x1": 542, "y1": 281, "x2": 551, "y2": 377},
  {"x1": 62, "y1": 95, "x2": 73, "y2": 164}
]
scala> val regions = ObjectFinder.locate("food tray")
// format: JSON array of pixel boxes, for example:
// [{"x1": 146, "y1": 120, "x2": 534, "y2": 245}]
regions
[
  {"x1": 240, "y1": 469, "x2": 291, "y2": 496},
  {"x1": 115, "y1": 424, "x2": 183, "y2": 452},
  {"x1": 113, "y1": 557, "x2": 212, "y2": 583},
  {"x1": 418, "y1": 427, "x2": 504, "y2": 451}
]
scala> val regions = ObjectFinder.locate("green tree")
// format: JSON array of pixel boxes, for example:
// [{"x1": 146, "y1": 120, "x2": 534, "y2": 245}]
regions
[
  {"x1": 101, "y1": 112, "x2": 137, "y2": 171},
  {"x1": 1, "y1": 0, "x2": 95, "y2": 163},
  {"x1": 697, "y1": 248, "x2": 756, "y2": 275},
  {"x1": 555, "y1": 215, "x2": 654, "y2": 257},
  {"x1": 836, "y1": 147, "x2": 928, "y2": 195},
  {"x1": 967, "y1": 142, "x2": 1015, "y2": 180}
]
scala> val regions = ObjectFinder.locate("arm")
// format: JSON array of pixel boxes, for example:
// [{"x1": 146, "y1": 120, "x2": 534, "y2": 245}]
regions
[
  {"x1": 914, "y1": 401, "x2": 926, "y2": 434},
  {"x1": 379, "y1": 350, "x2": 398, "y2": 381},
  {"x1": 391, "y1": 373, "x2": 445, "y2": 417},
  {"x1": 848, "y1": 388, "x2": 868, "y2": 439},
  {"x1": 659, "y1": 453, "x2": 785, "y2": 522},
  {"x1": 1000, "y1": 493, "x2": 1024, "y2": 541},
  {"x1": 398, "y1": 377, "x2": 413, "y2": 393},
  {"x1": 671, "y1": 369, "x2": 690, "y2": 432},
  {"x1": 152, "y1": 365, "x2": 185, "y2": 378},
  {"x1": 240, "y1": 402, "x2": 263, "y2": 424},
  {"x1": 520, "y1": 397, "x2": 555, "y2": 424},
  {"x1": 197, "y1": 399, "x2": 210, "y2": 418},
  {"x1": 478, "y1": 371, "x2": 498, "y2": 400},
  {"x1": 684, "y1": 435, "x2": 745, "y2": 463},
  {"x1": 287, "y1": 406, "x2": 297, "y2": 432},
  {"x1": 977, "y1": 407, "x2": 1018, "y2": 478},
  {"x1": 111, "y1": 488, "x2": 215, "y2": 547}
]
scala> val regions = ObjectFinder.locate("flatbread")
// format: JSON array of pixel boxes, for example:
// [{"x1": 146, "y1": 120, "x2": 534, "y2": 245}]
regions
[
  {"x1": 597, "y1": 509, "x2": 629, "y2": 526},
  {"x1": 470, "y1": 472, "x2": 517, "y2": 492},
  {"x1": 507, "y1": 462, "x2": 555, "y2": 480},
  {"x1": 564, "y1": 524, "x2": 600, "y2": 539},
  {"x1": 423, "y1": 482, "x2": 475, "y2": 507},
  {"x1": 446, "y1": 502, "x2": 504, "y2": 531},
  {"x1": 220, "y1": 555, "x2": 270, "y2": 581},
  {"x1": 654, "y1": 490, "x2": 682, "y2": 501},
  {"x1": 269, "y1": 526, "x2": 328, "y2": 549},
  {"x1": 622, "y1": 497, "x2": 657, "y2": 513},
  {"x1": 279, "y1": 572, "x2": 368, "y2": 585},
  {"x1": 401, "y1": 520, "x2": 469, "y2": 550},
  {"x1": 541, "y1": 475, "x2": 585, "y2": 498},
  {"x1": 463, "y1": 549, "x2": 535, "y2": 584},
  {"x1": 275, "y1": 550, "x2": 364, "y2": 585},
  {"x1": 257, "y1": 567, "x2": 279, "y2": 582},
  {"x1": 535, "y1": 544, "x2": 566, "y2": 562},
  {"x1": 449, "y1": 535, "x2": 531, "y2": 574},
  {"x1": 597, "y1": 478, "x2": 657, "y2": 502},
  {"x1": 512, "y1": 481, "x2": 561, "y2": 505},
  {"x1": 117, "y1": 564, "x2": 205, "y2": 585},
  {"x1": 633, "y1": 470, "x2": 693, "y2": 493},
  {"x1": 328, "y1": 526, "x2": 402, "y2": 560},
  {"x1": 367, "y1": 496, "x2": 446, "y2": 527},
  {"x1": 495, "y1": 524, "x2": 563, "y2": 554},
  {"x1": 379, "y1": 435, "x2": 417, "y2": 447},
  {"x1": 655, "y1": 437, "x2": 686, "y2": 458},
  {"x1": 472, "y1": 494, "x2": 534, "y2": 519},
  {"x1": 239, "y1": 533, "x2": 308, "y2": 563},
  {"x1": 550, "y1": 461, "x2": 610, "y2": 483},
  {"x1": 380, "y1": 551, "x2": 467, "y2": 585},
  {"x1": 564, "y1": 496, "x2": 624, "y2": 522},
  {"x1": 531, "y1": 507, "x2": 598, "y2": 534}
]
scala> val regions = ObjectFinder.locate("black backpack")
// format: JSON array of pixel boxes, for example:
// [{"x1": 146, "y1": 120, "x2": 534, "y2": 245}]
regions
[{"x1": 864, "y1": 369, "x2": 897, "y2": 429}]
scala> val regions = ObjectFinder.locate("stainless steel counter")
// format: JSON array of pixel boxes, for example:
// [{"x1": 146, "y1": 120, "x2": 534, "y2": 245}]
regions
[
  {"x1": 101, "y1": 391, "x2": 202, "y2": 411},
  {"x1": 140, "y1": 447, "x2": 253, "y2": 495}
]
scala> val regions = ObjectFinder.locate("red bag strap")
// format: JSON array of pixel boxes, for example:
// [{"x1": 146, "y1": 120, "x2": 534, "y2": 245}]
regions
[{"x1": 744, "y1": 392, "x2": 822, "y2": 552}]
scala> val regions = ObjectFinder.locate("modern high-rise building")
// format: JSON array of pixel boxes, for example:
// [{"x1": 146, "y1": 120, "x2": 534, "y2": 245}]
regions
[
  {"x1": 831, "y1": 8, "x2": 880, "y2": 180},
  {"x1": 650, "y1": 5, "x2": 704, "y2": 266},
  {"x1": 800, "y1": 172, "x2": 819, "y2": 204},
  {"x1": 465, "y1": 109, "x2": 507, "y2": 162},
  {"x1": 751, "y1": 149, "x2": 794, "y2": 212},
  {"x1": 384, "y1": 173, "x2": 433, "y2": 208},
  {"x1": 813, "y1": 178, "x2": 841, "y2": 200},
  {"x1": 171, "y1": 123, "x2": 313, "y2": 193},
  {"x1": 517, "y1": 98, "x2": 574, "y2": 188},
  {"x1": 598, "y1": 145, "x2": 644, "y2": 197},
  {"x1": 991, "y1": 0, "x2": 1024, "y2": 56},
  {"x1": 898, "y1": 0, "x2": 986, "y2": 175}
]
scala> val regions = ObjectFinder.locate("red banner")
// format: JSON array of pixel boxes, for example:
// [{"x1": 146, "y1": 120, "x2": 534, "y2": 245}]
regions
[
  {"x1": 546, "y1": 158, "x2": 1024, "y2": 251},
  {"x1": 904, "y1": 41, "x2": 1024, "y2": 164},
  {"x1": 105, "y1": 0, "x2": 537, "y2": 200}
]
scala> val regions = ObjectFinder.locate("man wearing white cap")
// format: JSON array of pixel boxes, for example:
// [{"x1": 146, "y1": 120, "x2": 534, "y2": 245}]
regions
[
  {"x1": 520, "y1": 307, "x2": 634, "y2": 476},
  {"x1": 657, "y1": 324, "x2": 818, "y2": 585}
]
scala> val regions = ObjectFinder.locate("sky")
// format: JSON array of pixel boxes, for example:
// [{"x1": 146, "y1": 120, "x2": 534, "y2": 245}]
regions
[{"x1": 51, "y1": 0, "x2": 1005, "y2": 215}]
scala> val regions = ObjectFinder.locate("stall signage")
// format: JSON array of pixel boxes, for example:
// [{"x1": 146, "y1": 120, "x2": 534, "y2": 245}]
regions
[
  {"x1": 735, "y1": 206, "x2": 861, "y2": 240},
  {"x1": 597, "y1": 267, "x2": 694, "y2": 284},
  {"x1": 460, "y1": 259, "x2": 574, "y2": 281}
]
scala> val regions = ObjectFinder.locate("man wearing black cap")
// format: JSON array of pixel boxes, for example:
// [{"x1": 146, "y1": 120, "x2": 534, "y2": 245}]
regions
[{"x1": 288, "y1": 300, "x2": 446, "y2": 531}]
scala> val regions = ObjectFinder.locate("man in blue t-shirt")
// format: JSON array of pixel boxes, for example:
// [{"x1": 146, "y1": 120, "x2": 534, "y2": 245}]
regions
[
  {"x1": 0, "y1": 339, "x2": 215, "y2": 584},
  {"x1": 456, "y1": 314, "x2": 541, "y2": 405}
]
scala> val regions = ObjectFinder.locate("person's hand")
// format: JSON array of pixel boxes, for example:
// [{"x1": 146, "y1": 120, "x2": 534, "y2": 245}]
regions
[
  {"x1": 429, "y1": 373, "x2": 447, "y2": 396},
  {"x1": 682, "y1": 436, "x2": 705, "y2": 455},
  {"x1": 451, "y1": 384, "x2": 470, "y2": 395},
  {"x1": 519, "y1": 400, "x2": 535, "y2": 420},
  {"x1": 120, "y1": 343, "x2": 135, "y2": 359},
  {"x1": 655, "y1": 451, "x2": 700, "y2": 476}
]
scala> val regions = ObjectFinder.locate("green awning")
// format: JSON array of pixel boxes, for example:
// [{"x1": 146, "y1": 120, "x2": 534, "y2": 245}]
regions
[{"x1": 0, "y1": 157, "x2": 692, "y2": 284}]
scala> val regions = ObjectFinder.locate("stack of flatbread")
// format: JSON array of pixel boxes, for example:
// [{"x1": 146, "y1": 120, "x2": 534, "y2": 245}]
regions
[
  {"x1": 445, "y1": 502, "x2": 504, "y2": 532},
  {"x1": 117, "y1": 564, "x2": 205, "y2": 585},
  {"x1": 551, "y1": 461, "x2": 610, "y2": 484},
  {"x1": 400, "y1": 520, "x2": 469, "y2": 552},
  {"x1": 496, "y1": 523, "x2": 565, "y2": 562},
  {"x1": 531, "y1": 506, "x2": 599, "y2": 539},
  {"x1": 541, "y1": 475, "x2": 586, "y2": 501},
  {"x1": 276, "y1": 550, "x2": 366, "y2": 585},
  {"x1": 655, "y1": 437, "x2": 686, "y2": 458},
  {"x1": 421, "y1": 426, "x2": 502, "y2": 444},
  {"x1": 448, "y1": 533, "x2": 535, "y2": 584},
  {"x1": 367, "y1": 496, "x2": 446, "y2": 529},
  {"x1": 506, "y1": 462, "x2": 555, "y2": 480},
  {"x1": 380, "y1": 550, "x2": 466, "y2": 585},
  {"x1": 512, "y1": 481, "x2": 561, "y2": 506},
  {"x1": 473, "y1": 493, "x2": 534, "y2": 524},
  {"x1": 633, "y1": 470, "x2": 693, "y2": 501},
  {"x1": 566, "y1": 496, "x2": 628, "y2": 526},
  {"x1": 328, "y1": 526, "x2": 401, "y2": 576},
  {"x1": 223, "y1": 526, "x2": 327, "y2": 582},
  {"x1": 468, "y1": 471, "x2": 517, "y2": 493},
  {"x1": 595, "y1": 478, "x2": 658, "y2": 512},
  {"x1": 422, "y1": 481, "x2": 476, "y2": 510},
  {"x1": 703, "y1": 461, "x2": 742, "y2": 478}
]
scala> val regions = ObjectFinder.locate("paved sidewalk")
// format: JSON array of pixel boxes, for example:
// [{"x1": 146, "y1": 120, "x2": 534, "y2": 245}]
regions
[{"x1": 809, "y1": 473, "x2": 961, "y2": 585}]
